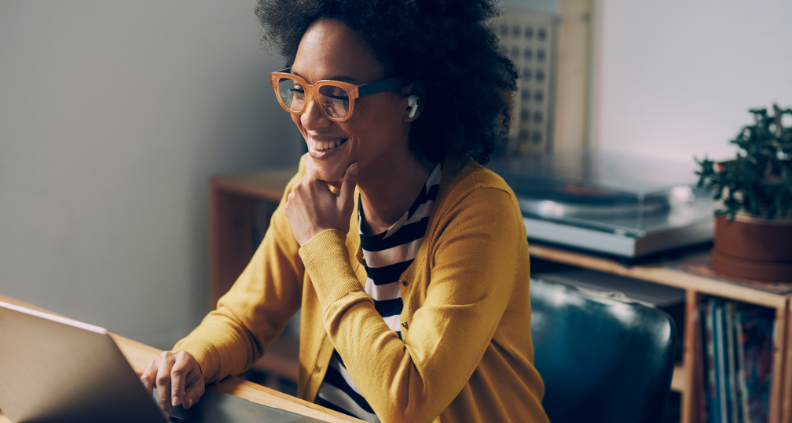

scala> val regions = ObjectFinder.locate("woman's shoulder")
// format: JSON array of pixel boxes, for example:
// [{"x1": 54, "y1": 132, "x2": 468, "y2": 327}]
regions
[
  {"x1": 432, "y1": 155, "x2": 523, "y2": 227},
  {"x1": 440, "y1": 155, "x2": 516, "y2": 199},
  {"x1": 430, "y1": 155, "x2": 527, "y2": 240}
]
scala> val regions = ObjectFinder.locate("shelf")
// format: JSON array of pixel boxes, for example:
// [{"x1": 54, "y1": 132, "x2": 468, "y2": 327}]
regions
[
  {"x1": 212, "y1": 167, "x2": 297, "y2": 202},
  {"x1": 528, "y1": 243, "x2": 790, "y2": 309},
  {"x1": 671, "y1": 364, "x2": 686, "y2": 394}
]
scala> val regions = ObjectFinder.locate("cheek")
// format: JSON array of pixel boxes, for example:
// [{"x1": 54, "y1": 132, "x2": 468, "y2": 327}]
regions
[
  {"x1": 344, "y1": 119, "x2": 398, "y2": 157},
  {"x1": 292, "y1": 114, "x2": 306, "y2": 136},
  {"x1": 340, "y1": 118, "x2": 375, "y2": 142},
  {"x1": 345, "y1": 135, "x2": 360, "y2": 157},
  {"x1": 337, "y1": 124, "x2": 362, "y2": 156}
]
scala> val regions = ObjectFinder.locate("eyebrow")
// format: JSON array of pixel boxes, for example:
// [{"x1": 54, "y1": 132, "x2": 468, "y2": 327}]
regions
[{"x1": 291, "y1": 70, "x2": 359, "y2": 84}]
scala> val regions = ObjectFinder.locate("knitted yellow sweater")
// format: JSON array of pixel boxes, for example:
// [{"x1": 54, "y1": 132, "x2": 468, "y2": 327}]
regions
[{"x1": 173, "y1": 156, "x2": 548, "y2": 423}]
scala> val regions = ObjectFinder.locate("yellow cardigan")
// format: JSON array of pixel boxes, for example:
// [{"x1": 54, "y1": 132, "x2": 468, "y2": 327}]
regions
[{"x1": 173, "y1": 156, "x2": 548, "y2": 423}]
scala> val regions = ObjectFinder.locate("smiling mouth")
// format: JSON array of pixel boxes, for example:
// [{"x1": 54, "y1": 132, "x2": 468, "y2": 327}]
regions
[{"x1": 314, "y1": 138, "x2": 348, "y2": 151}]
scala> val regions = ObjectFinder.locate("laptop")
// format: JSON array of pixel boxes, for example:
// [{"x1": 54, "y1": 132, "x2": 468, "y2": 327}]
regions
[{"x1": 0, "y1": 301, "x2": 326, "y2": 423}]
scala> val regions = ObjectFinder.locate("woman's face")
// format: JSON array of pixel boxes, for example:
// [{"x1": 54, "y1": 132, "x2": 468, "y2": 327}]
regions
[{"x1": 290, "y1": 18, "x2": 413, "y2": 183}]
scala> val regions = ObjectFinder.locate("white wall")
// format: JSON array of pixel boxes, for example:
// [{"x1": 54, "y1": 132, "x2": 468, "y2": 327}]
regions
[
  {"x1": 0, "y1": 0, "x2": 302, "y2": 348},
  {"x1": 591, "y1": 0, "x2": 792, "y2": 162}
]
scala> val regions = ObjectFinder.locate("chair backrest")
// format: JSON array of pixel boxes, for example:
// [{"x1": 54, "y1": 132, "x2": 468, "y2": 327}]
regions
[{"x1": 530, "y1": 278, "x2": 677, "y2": 423}]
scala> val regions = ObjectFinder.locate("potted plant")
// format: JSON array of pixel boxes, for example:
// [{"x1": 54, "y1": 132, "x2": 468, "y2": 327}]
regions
[{"x1": 696, "y1": 104, "x2": 792, "y2": 281}]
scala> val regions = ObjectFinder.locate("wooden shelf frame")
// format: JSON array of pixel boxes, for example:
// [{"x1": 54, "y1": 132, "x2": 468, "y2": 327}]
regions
[
  {"x1": 209, "y1": 168, "x2": 296, "y2": 308},
  {"x1": 210, "y1": 168, "x2": 792, "y2": 423}
]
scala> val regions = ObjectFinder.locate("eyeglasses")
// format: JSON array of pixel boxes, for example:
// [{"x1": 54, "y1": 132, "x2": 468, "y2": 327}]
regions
[{"x1": 269, "y1": 68, "x2": 408, "y2": 122}]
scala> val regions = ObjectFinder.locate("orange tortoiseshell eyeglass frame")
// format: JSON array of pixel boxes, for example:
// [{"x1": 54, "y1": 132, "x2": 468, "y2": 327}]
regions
[{"x1": 269, "y1": 68, "x2": 408, "y2": 122}]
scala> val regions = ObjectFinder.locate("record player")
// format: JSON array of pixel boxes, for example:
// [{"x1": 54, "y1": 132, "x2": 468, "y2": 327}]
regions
[{"x1": 487, "y1": 150, "x2": 714, "y2": 258}]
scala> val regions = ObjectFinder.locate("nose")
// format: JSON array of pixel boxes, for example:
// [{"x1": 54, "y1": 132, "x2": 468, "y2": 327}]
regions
[{"x1": 300, "y1": 95, "x2": 332, "y2": 130}]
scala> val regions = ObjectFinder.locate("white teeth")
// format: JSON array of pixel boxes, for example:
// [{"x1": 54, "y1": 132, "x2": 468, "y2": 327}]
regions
[{"x1": 315, "y1": 139, "x2": 344, "y2": 151}]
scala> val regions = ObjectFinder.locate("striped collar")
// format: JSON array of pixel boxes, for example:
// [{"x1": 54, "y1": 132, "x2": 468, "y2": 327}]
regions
[{"x1": 357, "y1": 162, "x2": 442, "y2": 239}]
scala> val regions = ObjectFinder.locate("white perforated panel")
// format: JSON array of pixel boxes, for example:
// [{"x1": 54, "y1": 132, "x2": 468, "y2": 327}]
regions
[{"x1": 491, "y1": 10, "x2": 557, "y2": 154}]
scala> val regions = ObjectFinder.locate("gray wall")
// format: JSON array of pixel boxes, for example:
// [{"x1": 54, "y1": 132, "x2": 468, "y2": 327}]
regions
[
  {"x1": 591, "y1": 0, "x2": 792, "y2": 161},
  {"x1": 0, "y1": 1, "x2": 302, "y2": 348}
]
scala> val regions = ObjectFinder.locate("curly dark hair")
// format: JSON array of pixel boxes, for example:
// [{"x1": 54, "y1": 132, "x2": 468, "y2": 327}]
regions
[{"x1": 254, "y1": 0, "x2": 517, "y2": 165}]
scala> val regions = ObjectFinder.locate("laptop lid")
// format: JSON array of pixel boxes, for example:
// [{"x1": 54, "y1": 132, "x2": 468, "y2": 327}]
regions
[
  {"x1": 0, "y1": 301, "x2": 169, "y2": 423},
  {"x1": 0, "y1": 301, "x2": 332, "y2": 423}
]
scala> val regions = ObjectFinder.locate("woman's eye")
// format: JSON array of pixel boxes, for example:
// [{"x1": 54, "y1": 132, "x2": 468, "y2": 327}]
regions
[
  {"x1": 325, "y1": 89, "x2": 349, "y2": 100},
  {"x1": 326, "y1": 86, "x2": 346, "y2": 95}
]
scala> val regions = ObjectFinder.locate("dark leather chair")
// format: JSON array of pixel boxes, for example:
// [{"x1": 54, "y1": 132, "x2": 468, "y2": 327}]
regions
[{"x1": 530, "y1": 278, "x2": 677, "y2": 423}]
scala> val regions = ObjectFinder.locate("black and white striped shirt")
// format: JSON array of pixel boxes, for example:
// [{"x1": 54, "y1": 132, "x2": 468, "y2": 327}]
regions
[{"x1": 315, "y1": 163, "x2": 443, "y2": 422}]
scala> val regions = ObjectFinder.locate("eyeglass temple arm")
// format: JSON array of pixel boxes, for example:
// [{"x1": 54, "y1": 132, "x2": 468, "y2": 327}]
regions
[{"x1": 357, "y1": 76, "x2": 409, "y2": 97}]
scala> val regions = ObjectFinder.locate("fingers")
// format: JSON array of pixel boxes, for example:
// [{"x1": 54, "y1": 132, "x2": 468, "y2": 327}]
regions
[
  {"x1": 171, "y1": 351, "x2": 203, "y2": 408},
  {"x1": 138, "y1": 351, "x2": 206, "y2": 415},
  {"x1": 303, "y1": 154, "x2": 315, "y2": 180},
  {"x1": 155, "y1": 352, "x2": 176, "y2": 416},
  {"x1": 173, "y1": 351, "x2": 205, "y2": 409},
  {"x1": 184, "y1": 376, "x2": 206, "y2": 409},
  {"x1": 286, "y1": 161, "x2": 357, "y2": 245},
  {"x1": 338, "y1": 163, "x2": 358, "y2": 200},
  {"x1": 337, "y1": 163, "x2": 358, "y2": 216},
  {"x1": 139, "y1": 359, "x2": 157, "y2": 395},
  {"x1": 170, "y1": 353, "x2": 188, "y2": 407}
]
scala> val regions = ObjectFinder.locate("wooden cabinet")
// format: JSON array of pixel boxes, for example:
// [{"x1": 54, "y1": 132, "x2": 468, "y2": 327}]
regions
[
  {"x1": 209, "y1": 168, "x2": 299, "y2": 388},
  {"x1": 210, "y1": 167, "x2": 792, "y2": 423}
]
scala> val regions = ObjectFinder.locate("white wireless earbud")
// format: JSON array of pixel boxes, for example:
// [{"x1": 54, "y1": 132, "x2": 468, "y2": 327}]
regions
[{"x1": 407, "y1": 95, "x2": 420, "y2": 119}]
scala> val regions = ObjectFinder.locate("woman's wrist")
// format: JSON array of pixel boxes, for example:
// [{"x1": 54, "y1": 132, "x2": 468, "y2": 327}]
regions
[{"x1": 299, "y1": 229, "x2": 364, "y2": 306}]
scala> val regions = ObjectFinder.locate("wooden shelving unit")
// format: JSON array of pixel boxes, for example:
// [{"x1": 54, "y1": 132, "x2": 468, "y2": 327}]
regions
[
  {"x1": 529, "y1": 243, "x2": 792, "y2": 423},
  {"x1": 210, "y1": 167, "x2": 792, "y2": 423}
]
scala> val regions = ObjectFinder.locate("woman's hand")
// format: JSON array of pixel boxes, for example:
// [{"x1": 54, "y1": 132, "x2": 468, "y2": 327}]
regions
[
  {"x1": 285, "y1": 159, "x2": 358, "y2": 246},
  {"x1": 137, "y1": 351, "x2": 205, "y2": 417}
]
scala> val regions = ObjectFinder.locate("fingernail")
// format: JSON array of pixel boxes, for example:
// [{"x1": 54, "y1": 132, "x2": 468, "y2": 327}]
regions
[
  {"x1": 186, "y1": 398, "x2": 192, "y2": 409},
  {"x1": 172, "y1": 396, "x2": 180, "y2": 407}
]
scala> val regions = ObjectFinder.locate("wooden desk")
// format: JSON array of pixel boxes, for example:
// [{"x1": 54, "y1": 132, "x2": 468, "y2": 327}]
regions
[{"x1": 0, "y1": 294, "x2": 362, "y2": 423}]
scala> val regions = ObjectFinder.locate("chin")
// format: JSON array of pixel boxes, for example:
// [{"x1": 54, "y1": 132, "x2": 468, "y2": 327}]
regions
[
  {"x1": 306, "y1": 161, "x2": 345, "y2": 183},
  {"x1": 304, "y1": 140, "x2": 356, "y2": 183}
]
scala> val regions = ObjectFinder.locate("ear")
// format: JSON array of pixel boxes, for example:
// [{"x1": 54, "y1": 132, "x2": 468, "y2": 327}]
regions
[{"x1": 400, "y1": 83, "x2": 425, "y2": 123}]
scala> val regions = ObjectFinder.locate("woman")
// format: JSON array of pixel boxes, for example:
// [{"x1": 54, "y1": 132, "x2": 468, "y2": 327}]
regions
[{"x1": 139, "y1": 1, "x2": 548, "y2": 422}]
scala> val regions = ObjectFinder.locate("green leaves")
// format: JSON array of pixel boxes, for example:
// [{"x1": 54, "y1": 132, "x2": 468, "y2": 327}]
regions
[{"x1": 696, "y1": 104, "x2": 792, "y2": 221}]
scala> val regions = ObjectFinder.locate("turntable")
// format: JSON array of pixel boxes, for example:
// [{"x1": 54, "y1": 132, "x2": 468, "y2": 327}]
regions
[{"x1": 487, "y1": 151, "x2": 714, "y2": 258}]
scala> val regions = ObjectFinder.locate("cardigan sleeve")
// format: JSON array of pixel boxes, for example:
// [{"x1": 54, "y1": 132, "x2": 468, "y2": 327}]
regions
[
  {"x1": 299, "y1": 185, "x2": 524, "y2": 423},
  {"x1": 172, "y1": 167, "x2": 306, "y2": 384}
]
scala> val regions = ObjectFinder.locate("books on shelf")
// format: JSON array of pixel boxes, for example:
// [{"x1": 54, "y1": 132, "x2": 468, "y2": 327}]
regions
[
  {"x1": 724, "y1": 302, "x2": 743, "y2": 423},
  {"x1": 736, "y1": 308, "x2": 775, "y2": 423},
  {"x1": 698, "y1": 298, "x2": 774, "y2": 423},
  {"x1": 701, "y1": 300, "x2": 720, "y2": 423}
]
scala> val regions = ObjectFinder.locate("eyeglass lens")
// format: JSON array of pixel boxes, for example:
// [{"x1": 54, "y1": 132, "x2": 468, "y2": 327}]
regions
[{"x1": 277, "y1": 78, "x2": 351, "y2": 119}]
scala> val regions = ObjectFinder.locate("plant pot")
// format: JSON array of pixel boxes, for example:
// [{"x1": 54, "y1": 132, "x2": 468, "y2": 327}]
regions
[{"x1": 711, "y1": 213, "x2": 792, "y2": 281}]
